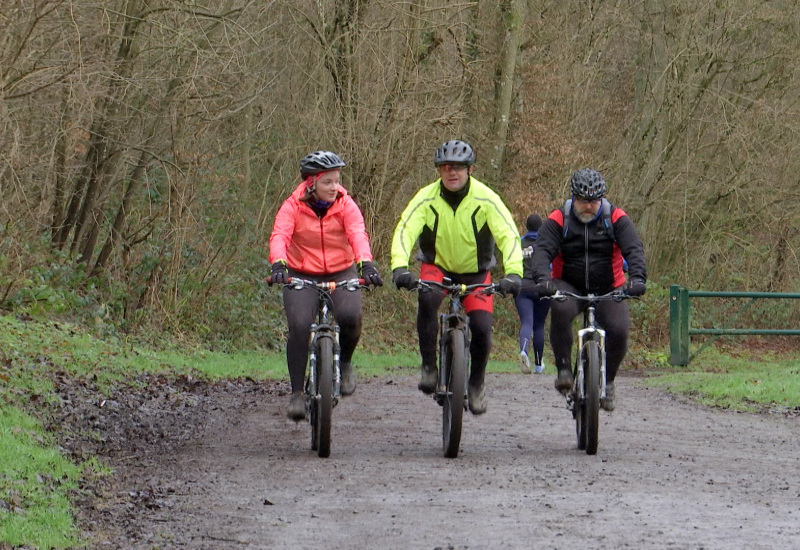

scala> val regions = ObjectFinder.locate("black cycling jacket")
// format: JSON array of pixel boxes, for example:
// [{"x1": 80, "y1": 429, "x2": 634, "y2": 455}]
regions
[{"x1": 531, "y1": 201, "x2": 646, "y2": 294}]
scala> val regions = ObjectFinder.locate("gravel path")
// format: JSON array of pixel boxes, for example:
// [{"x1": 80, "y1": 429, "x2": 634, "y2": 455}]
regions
[{"x1": 75, "y1": 372, "x2": 800, "y2": 549}]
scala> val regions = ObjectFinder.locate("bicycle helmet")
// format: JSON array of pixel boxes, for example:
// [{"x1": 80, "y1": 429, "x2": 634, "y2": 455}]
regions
[
  {"x1": 570, "y1": 168, "x2": 606, "y2": 200},
  {"x1": 299, "y1": 151, "x2": 346, "y2": 178},
  {"x1": 434, "y1": 140, "x2": 476, "y2": 166}
]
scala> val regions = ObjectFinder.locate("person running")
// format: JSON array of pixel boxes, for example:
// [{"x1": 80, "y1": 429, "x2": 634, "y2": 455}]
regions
[
  {"x1": 390, "y1": 140, "x2": 523, "y2": 415},
  {"x1": 269, "y1": 151, "x2": 383, "y2": 421},
  {"x1": 530, "y1": 168, "x2": 646, "y2": 411},
  {"x1": 515, "y1": 213, "x2": 551, "y2": 374}
]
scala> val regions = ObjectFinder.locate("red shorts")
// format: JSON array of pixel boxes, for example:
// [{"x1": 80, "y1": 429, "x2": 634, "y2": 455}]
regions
[{"x1": 419, "y1": 263, "x2": 494, "y2": 313}]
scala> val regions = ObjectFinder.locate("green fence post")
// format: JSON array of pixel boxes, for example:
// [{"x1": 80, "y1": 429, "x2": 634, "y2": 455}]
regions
[{"x1": 670, "y1": 285, "x2": 690, "y2": 366}]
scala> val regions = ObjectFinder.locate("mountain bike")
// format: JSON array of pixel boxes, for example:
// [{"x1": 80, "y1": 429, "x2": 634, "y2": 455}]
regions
[
  {"x1": 552, "y1": 289, "x2": 635, "y2": 455},
  {"x1": 416, "y1": 278, "x2": 498, "y2": 458},
  {"x1": 274, "y1": 277, "x2": 370, "y2": 458}
]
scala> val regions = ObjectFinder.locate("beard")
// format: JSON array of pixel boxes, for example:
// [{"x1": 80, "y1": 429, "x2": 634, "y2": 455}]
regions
[{"x1": 577, "y1": 211, "x2": 597, "y2": 223}]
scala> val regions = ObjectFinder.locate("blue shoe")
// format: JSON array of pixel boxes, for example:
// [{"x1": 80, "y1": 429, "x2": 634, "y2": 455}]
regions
[{"x1": 533, "y1": 361, "x2": 544, "y2": 374}]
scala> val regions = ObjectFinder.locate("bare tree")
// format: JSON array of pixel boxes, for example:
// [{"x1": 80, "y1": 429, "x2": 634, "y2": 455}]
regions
[{"x1": 488, "y1": 0, "x2": 527, "y2": 181}]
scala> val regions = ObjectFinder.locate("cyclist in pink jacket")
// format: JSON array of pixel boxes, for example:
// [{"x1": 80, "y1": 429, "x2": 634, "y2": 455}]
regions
[{"x1": 269, "y1": 151, "x2": 383, "y2": 421}]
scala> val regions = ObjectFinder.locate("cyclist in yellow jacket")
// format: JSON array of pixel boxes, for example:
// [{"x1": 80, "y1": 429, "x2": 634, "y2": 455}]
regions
[{"x1": 391, "y1": 140, "x2": 523, "y2": 415}]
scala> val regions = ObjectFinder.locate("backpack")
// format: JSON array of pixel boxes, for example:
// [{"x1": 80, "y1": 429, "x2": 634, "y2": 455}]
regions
[{"x1": 562, "y1": 198, "x2": 615, "y2": 242}]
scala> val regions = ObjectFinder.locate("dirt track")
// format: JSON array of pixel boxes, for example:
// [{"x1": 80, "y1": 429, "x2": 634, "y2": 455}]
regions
[{"x1": 71, "y1": 371, "x2": 800, "y2": 549}]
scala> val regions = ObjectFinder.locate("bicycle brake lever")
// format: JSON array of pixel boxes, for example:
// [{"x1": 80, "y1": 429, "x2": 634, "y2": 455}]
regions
[{"x1": 346, "y1": 278, "x2": 363, "y2": 291}]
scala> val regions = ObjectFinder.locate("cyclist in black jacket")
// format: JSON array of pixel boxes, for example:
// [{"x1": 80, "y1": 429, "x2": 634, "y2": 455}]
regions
[{"x1": 530, "y1": 168, "x2": 647, "y2": 411}]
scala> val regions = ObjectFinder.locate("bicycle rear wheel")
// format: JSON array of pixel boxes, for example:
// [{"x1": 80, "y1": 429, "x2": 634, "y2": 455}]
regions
[
  {"x1": 312, "y1": 336, "x2": 334, "y2": 458},
  {"x1": 442, "y1": 329, "x2": 466, "y2": 458},
  {"x1": 577, "y1": 340, "x2": 601, "y2": 455}
]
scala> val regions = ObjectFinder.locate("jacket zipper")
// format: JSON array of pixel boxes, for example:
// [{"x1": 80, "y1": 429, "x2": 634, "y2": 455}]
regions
[
  {"x1": 318, "y1": 214, "x2": 327, "y2": 273},
  {"x1": 584, "y1": 222, "x2": 590, "y2": 290}
]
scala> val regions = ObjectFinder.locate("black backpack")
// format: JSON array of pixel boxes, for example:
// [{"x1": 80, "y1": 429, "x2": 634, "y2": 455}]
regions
[{"x1": 562, "y1": 198, "x2": 615, "y2": 242}]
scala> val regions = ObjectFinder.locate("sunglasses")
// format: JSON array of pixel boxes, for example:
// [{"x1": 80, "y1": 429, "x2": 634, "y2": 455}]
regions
[{"x1": 437, "y1": 164, "x2": 469, "y2": 172}]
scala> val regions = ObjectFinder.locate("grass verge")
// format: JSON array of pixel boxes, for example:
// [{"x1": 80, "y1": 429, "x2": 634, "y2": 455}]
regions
[{"x1": 641, "y1": 346, "x2": 800, "y2": 412}]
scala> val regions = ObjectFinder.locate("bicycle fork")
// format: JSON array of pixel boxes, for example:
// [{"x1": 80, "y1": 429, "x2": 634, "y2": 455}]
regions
[
  {"x1": 572, "y1": 325, "x2": 608, "y2": 407},
  {"x1": 307, "y1": 324, "x2": 342, "y2": 404}
]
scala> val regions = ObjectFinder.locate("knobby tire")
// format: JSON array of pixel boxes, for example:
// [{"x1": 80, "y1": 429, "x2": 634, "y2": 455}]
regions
[
  {"x1": 443, "y1": 329, "x2": 466, "y2": 459},
  {"x1": 572, "y1": 357, "x2": 586, "y2": 451},
  {"x1": 581, "y1": 340, "x2": 601, "y2": 455},
  {"x1": 315, "y1": 336, "x2": 334, "y2": 458}
]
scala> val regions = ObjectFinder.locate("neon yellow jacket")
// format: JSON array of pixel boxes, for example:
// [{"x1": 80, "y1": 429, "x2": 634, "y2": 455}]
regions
[{"x1": 391, "y1": 177, "x2": 523, "y2": 276}]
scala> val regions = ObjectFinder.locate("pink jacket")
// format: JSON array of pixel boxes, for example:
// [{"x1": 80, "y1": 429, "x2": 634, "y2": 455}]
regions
[{"x1": 268, "y1": 181, "x2": 373, "y2": 275}]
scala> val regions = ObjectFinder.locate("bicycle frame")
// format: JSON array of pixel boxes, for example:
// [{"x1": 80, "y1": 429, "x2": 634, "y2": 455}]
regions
[
  {"x1": 287, "y1": 277, "x2": 365, "y2": 401},
  {"x1": 552, "y1": 289, "x2": 634, "y2": 455},
  {"x1": 417, "y1": 279, "x2": 495, "y2": 396},
  {"x1": 279, "y1": 277, "x2": 368, "y2": 457},
  {"x1": 554, "y1": 291, "x2": 624, "y2": 407},
  {"x1": 436, "y1": 290, "x2": 471, "y2": 396},
  {"x1": 307, "y1": 290, "x2": 342, "y2": 401},
  {"x1": 416, "y1": 277, "x2": 497, "y2": 458}
]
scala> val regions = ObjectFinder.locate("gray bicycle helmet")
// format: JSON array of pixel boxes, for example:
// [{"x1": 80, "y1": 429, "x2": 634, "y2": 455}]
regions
[
  {"x1": 570, "y1": 168, "x2": 606, "y2": 200},
  {"x1": 299, "y1": 151, "x2": 346, "y2": 178},
  {"x1": 434, "y1": 140, "x2": 476, "y2": 166}
]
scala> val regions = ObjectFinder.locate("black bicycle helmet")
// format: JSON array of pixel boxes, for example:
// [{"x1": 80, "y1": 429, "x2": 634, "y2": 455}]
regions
[
  {"x1": 434, "y1": 140, "x2": 476, "y2": 166},
  {"x1": 570, "y1": 168, "x2": 606, "y2": 200},
  {"x1": 299, "y1": 151, "x2": 346, "y2": 178}
]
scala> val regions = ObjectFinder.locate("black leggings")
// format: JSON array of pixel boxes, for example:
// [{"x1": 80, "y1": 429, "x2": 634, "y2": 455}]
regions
[
  {"x1": 283, "y1": 265, "x2": 362, "y2": 393},
  {"x1": 417, "y1": 272, "x2": 493, "y2": 388},
  {"x1": 549, "y1": 279, "x2": 630, "y2": 383}
]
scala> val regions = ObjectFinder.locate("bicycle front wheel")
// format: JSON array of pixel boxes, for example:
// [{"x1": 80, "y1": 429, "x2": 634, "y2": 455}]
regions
[
  {"x1": 313, "y1": 336, "x2": 334, "y2": 458},
  {"x1": 442, "y1": 329, "x2": 466, "y2": 459},
  {"x1": 578, "y1": 340, "x2": 601, "y2": 455}
]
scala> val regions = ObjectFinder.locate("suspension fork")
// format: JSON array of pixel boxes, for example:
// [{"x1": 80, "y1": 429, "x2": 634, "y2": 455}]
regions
[
  {"x1": 308, "y1": 301, "x2": 341, "y2": 396},
  {"x1": 576, "y1": 305, "x2": 607, "y2": 400}
]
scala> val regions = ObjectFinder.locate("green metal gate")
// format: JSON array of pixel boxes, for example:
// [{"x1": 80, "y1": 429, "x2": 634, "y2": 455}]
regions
[{"x1": 669, "y1": 285, "x2": 800, "y2": 365}]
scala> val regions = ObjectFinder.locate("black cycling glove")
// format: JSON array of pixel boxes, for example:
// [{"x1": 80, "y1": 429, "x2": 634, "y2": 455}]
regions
[
  {"x1": 270, "y1": 260, "x2": 288, "y2": 285},
  {"x1": 359, "y1": 261, "x2": 384, "y2": 287},
  {"x1": 623, "y1": 278, "x2": 646, "y2": 297},
  {"x1": 392, "y1": 268, "x2": 418, "y2": 290},
  {"x1": 534, "y1": 279, "x2": 557, "y2": 297},
  {"x1": 498, "y1": 274, "x2": 522, "y2": 297}
]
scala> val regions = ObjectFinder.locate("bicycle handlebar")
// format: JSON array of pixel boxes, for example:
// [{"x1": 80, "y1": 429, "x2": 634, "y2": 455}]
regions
[
  {"x1": 551, "y1": 289, "x2": 635, "y2": 303},
  {"x1": 416, "y1": 279, "x2": 499, "y2": 296},
  {"x1": 266, "y1": 277, "x2": 372, "y2": 291}
]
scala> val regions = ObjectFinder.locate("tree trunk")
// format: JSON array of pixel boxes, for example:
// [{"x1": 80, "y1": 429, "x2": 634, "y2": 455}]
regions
[
  {"x1": 488, "y1": 0, "x2": 526, "y2": 182},
  {"x1": 90, "y1": 147, "x2": 151, "y2": 276}
]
